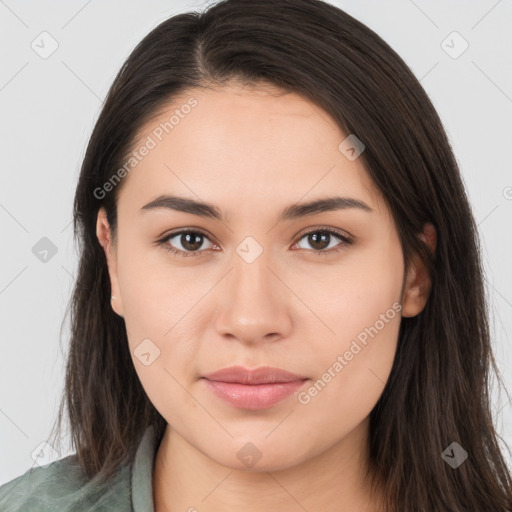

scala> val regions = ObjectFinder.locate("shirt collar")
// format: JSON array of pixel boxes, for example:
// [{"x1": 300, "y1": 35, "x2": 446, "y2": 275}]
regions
[{"x1": 131, "y1": 424, "x2": 160, "y2": 512}]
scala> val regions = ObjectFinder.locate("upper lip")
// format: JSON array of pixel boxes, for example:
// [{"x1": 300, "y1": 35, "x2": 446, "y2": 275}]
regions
[{"x1": 202, "y1": 366, "x2": 308, "y2": 385}]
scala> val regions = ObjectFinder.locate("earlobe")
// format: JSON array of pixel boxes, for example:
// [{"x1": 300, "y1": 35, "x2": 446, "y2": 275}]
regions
[
  {"x1": 96, "y1": 207, "x2": 124, "y2": 318},
  {"x1": 401, "y1": 260, "x2": 430, "y2": 317},
  {"x1": 401, "y1": 222, "x2": 436, "y2": 318}
]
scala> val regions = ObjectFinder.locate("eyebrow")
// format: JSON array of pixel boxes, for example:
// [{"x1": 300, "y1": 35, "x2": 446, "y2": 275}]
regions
[{"x1": 139, "y1": 194, "x2": 373, "y2": 221}]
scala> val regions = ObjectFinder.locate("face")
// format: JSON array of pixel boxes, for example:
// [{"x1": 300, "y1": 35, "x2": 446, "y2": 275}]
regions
[{"x1": 97, "y1": 82, "x2": 431, "y2": 472}]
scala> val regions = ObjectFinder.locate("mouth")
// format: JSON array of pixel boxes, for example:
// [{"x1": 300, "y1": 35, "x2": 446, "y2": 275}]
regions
[{"x1": 201, "y1": 366, "x2": 310, "y2": 410}]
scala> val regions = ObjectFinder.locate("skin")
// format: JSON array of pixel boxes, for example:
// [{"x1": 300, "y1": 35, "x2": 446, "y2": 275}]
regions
[{"x1": 96, "y1": 82, "x2": 436, "y2": 512}]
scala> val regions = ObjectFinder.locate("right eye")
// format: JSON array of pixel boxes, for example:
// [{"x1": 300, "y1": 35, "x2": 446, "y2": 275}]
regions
[{"x1": 156, "y1": 230, "x2": 217, "y2": 257}]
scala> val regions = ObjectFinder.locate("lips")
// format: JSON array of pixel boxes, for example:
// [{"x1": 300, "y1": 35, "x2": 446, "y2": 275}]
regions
[
  {"x1": 201, "y1": 366, "x2": 310, "y2": 410},
  {"x1": 202, "y1": 365, "x2": 308, "y2": 385}
]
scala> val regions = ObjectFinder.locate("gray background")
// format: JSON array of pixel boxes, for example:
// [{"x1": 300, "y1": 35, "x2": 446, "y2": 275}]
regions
[{"x1": 1, "y1": 0, "x2": 511, "y2": 484}]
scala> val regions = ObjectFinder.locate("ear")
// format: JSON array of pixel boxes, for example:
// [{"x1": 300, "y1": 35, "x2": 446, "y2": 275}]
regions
[
  {"x1": 96, "y1": 207, "x2": 124, "y2": 318},
  {"x1": 401, "y1": 222, "x2": 437, "y2": 318}
]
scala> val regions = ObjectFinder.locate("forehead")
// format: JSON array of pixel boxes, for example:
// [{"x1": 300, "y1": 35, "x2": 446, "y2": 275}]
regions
[{"x1": 116, "y1": 83, "x2": 386, "y2": 220}]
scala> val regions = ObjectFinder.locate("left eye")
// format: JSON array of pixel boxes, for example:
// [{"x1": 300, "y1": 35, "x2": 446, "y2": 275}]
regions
[
  {"x1": 156, "y1": 228, "x2": 352, "y2": 257},
  {"x1": 294, "y1": 229, "x2": 351, "y2": 253}
]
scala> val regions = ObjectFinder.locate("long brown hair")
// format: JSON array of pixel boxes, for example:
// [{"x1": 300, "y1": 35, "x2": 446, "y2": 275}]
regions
[{"x1": 48, "y1": 0, "x2": 512, "y2": 510}]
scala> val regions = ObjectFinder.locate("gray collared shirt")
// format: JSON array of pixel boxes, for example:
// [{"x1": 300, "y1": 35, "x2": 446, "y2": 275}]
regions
[{"x1": 0, "y1": 425, "x2": 159, "y2": 511}]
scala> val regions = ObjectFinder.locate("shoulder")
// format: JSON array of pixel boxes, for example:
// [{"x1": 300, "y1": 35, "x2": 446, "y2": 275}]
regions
[{"x1": 0, "y1": 454, "x2": 132, "y2": 512}]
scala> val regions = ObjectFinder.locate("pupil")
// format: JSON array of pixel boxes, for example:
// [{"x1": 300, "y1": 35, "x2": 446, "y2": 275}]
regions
[
  {"x1": 183, "y1": 233, "x2": 202, "y2": 251},
  {"x1": 310, "y1": 232, "x2": 329, "y2": 250}
]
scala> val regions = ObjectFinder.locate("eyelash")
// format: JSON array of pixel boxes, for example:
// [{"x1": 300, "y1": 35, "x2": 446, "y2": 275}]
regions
[{"x1": 154, "y1": 227, "x2": 353, "y2": 258}]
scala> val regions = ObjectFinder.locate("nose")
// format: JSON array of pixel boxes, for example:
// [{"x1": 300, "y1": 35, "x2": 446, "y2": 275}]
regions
[{"x1": 214, "y1": 253, "x2": 293, "y2": 345}]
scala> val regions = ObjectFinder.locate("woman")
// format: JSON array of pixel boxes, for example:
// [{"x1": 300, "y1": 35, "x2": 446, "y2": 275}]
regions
[{"x1": 1, "y1": 0, "x2": 511, "y2": 510}]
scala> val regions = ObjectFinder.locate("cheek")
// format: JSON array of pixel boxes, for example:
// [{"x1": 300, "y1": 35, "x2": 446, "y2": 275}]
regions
[
  {"x1": 118, "y1": 244, "x2": 209, "y2": 339},
  {"x1": 125, "y1": 321, "x2": 202, "y2": 428},
  {"x1": 296, "y1": 305, "x2": 400, "y2": 440},
  {"x1": 297, "y1": 244, "x2": 403, "y2": 420},
  {"x1": 116, "y1": 256, "x2": 207, "y2": 415},
  {"x1": 315, "y1": 245, "x2": 403, "y2": 348}
]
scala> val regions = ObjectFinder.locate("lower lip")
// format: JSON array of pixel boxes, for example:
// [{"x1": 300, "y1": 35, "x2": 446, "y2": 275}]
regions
[{"x1": 202, "y1": 378, "x2": 308, "y2": 410}]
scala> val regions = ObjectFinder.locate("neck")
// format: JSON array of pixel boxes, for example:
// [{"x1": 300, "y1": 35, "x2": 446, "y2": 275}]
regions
[{"x1": 152, "y1": 416, "x2": 384, "y2": 512}]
